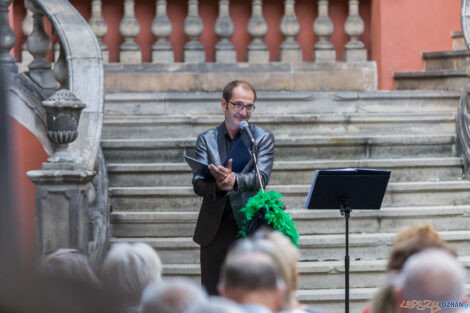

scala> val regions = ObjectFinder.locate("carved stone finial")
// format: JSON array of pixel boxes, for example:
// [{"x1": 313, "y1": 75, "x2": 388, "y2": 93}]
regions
[
  {"x1": 42, "y1": 89, "x2": 86, "y2": 165},
  {"x1": 313, "y1": 0, "x2": 335, "y2": 62},
  {"x1": 0, "y1": 0, "x2": 18, "y2": 73},
  {"x1": 119, "y1": 0, "x2": 141, "y2": 63},
  {"x1": 89, "y1": 0, "x2": 109, "y2": 62},
  {"x1": 280, "y1": 0, "x2": 301, "y2": 62},
  {"x1": 214, "y1": 0, "x2": 235, "y2": 63},
  {"x1": 152, "y1": 0, "x2": 173, "y2": 63},
  {"x1": 247, "y1": 0, "x2": 269, "y2": 63},
  {"x1": 183, "y1": 0, "x2": 205, "y2": 63},
  {"x1": 344, "y1": 0, "x2": 367, "y2": 62}
]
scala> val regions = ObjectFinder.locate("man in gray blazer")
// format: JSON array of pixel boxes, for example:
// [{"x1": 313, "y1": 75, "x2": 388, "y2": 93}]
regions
[{"x1": 192, "y1": 80, "x2": 275, "y2": 295}]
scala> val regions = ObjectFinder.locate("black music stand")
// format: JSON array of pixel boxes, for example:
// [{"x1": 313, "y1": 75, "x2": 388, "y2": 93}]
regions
[{"x1": 305, "y1": 168, "x2": 391, "y2": 313}]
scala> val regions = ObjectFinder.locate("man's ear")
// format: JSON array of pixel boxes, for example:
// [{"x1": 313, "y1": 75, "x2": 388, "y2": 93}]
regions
[
  {"x1": 393, "y1": 286, "x2": 404, "y2": 313},
  {"x1": 221, "y1": 98, "x2": 227, "y2": 112},
  {"x1": 218, "y1": 283, "x2": 227, "y2": 298}
]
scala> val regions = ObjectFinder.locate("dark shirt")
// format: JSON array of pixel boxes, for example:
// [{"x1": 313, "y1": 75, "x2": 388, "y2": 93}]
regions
[{"x1": 223, "y1": 123, "x2": 241, "y2": 156}]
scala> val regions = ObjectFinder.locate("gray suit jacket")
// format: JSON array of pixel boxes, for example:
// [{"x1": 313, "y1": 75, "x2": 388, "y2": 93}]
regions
[{"x1": 192, "y1": 122, "x2": 275, "y2": 246}]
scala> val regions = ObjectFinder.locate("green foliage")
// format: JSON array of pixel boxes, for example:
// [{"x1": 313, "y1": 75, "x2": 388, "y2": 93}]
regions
[{"x1": 239, "y1": 190, "x2": 299, "y2": 247}]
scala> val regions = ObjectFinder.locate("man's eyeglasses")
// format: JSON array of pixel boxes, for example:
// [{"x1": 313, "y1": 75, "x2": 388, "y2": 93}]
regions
[{"x1": 228, "y1": 100, "x2": 256, "y2": 112}]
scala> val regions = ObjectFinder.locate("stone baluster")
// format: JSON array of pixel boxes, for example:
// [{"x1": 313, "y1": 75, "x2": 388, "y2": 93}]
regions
[
  {"x1": 0, "y1": 0, "x2": 17, "y2": 73},
  {"x1": 344, "y1": 0, "x2": 366, "y2": 62},
  {"x1": 21, "y1": 7, "x2": 33, "y2": 67},
  {"x1": 247, "y1": 0, "x2": 268, "y2": 63},
  {"x1": 151, "y1": 0, "x2": 173, "y2": 63},
  {"x1": 25, "y1": 0, "x2": 59, "y2": 90},
  {"x1": 280, "y1": 0, "x2": 301, "y2": 62},
  {"x1": 214, "y1": 0, "x2": 235, "y2": 63},
  {"x1": 53, "y1": 42, "x2": 68, "y2": 89},
  {"x1": 313, "y1": 0, "x2": 335, "y2": 62},
  {"x1": 119, "y1": 0, "x2": 141, "y2": 64},
  {"x1": 183, "y1": 0, "x2": 204, "y2": 63},
  {"x1": 89, "y1": 0, "x2": 109, "y2": 62}
]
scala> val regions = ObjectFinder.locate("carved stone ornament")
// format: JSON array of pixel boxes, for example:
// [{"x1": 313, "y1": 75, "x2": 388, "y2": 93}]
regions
[{"x1": 42, "y1": 89, "x2": 86, "y2": 165}]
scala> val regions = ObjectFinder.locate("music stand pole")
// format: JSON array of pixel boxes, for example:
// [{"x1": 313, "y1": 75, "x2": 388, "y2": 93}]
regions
[{"x1": 340, "y1": 200, "x2": 351, "y2": 313}]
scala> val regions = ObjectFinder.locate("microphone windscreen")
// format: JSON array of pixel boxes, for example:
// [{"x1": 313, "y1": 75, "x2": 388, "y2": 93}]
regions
[{"x1": 240, "y1": 121, "x2": 249, "y2": 129}]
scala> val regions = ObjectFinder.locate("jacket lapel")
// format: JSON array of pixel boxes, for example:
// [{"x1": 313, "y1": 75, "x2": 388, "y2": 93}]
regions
[{"x1": 216, "y1": 122, "x2": 227, "y2": 165}]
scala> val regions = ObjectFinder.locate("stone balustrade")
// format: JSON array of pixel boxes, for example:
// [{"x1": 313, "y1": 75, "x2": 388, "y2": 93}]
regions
[{"x1": 9, "y1": 0, "x2": 377, "y2": 92}]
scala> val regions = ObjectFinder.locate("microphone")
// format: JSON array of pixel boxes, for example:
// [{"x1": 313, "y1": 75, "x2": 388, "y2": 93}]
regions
[{"x1": 240, "y1": 121, "x2": 255, "y2": 146}]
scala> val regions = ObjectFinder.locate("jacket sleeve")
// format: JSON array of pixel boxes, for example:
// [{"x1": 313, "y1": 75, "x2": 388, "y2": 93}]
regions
[
  {"x1": 234, "y1": 131, "x2": 274, "y2": 192},
  {"x1": 192, "y1": 134, "x2": 224, "y2": 200}
]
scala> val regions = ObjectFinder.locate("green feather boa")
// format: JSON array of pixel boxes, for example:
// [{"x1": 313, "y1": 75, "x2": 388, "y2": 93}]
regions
[{"x1": 239, "y1": 189, "x2": 299, "y2": 247}]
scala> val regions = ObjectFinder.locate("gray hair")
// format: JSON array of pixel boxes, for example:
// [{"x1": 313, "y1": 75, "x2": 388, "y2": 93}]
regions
[
  {"x1": 400, "y1": 249, "x2": 466, "y2": 312},
  {"x1": 101, "y1": 243, "x2": 162, "y2": 307},
  {"x1": 184, "y1": 297, "x2": 244, "y2": 313},
  {"x1": 40, "y1": 248, "x2": 100, "y2": 287},
  {"x1": 140, "y1": 277, "x2": 207, "y2": 313}
]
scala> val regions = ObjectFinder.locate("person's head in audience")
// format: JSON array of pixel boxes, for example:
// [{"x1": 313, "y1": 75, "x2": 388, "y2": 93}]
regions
[
  {"x1": 184, "y1": 296, "x2": 244, "y2": 313},
  {"x1": 101, "y1": 242, "x2": 162, "y2": 311},
  {"x1": 140, "y1": 277, "x2": 207, "y2": 313},
  {"x1": 40, "y1": 248, "x2": 100, "y2": 287},
  {"x1": 218, "y1": 239, "x2": 286, "y2": 313},
  {"x1": 394, "y1": 249, "x2": 466, "y2": 313},
  {"x1": 370, "y1": 224, "x2": 458, "y2": 313}
]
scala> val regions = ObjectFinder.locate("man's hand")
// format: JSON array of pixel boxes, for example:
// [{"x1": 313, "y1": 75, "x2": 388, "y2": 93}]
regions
[{"x1": 209, "y1": 159, "x2": 236, "y2": 191}]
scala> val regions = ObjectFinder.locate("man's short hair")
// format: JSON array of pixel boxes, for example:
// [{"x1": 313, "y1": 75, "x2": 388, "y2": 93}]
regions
[
  {"x1": 219, "y1": 239, "x2": 284, "y2": 292},
  {"x1": 399, "y1": 248, "x2": 465, "y2": 311},
  {"x1": 101, "y1": 243, "x2": 162, "y2": 307},
  {"x1": 140, "y1": 277, "x2": 207, "y2": 313},
  {"x1": 222, "y1": 80, "x2": 257, "y2": 103}
]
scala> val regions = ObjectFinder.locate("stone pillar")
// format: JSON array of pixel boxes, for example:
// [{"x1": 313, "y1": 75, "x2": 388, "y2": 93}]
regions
[
  {"x1": 119, "y1": 0, "x2": 141, "y2": 64},
  {"x1": 27, "y1": 89, "x2": 95, "y2": 257},
  {"x1": 344, "y1": 0, "x2": 366, "y2": 62},
  {"x1": 89, "y1": 0, "x2": 109, "y2": 63},
  {"x1": 0, "y1": 0, "x2": 17, "y2": 73},
  {"x1": 152, "y1": 0, "x2": 173, "y2": 63},
  {"x1": 247, "y1": 0, "x2": 269, "y2": 63},
  {"x1": 25, "y1": 0, "x2": 59, "y2": 90},
  {"x1": 313, "y1": 0, "x2": 335, "y2": 62},
  {"x1": 214, "y1": 0, "x2": 235, "y2": 63},
  {"x1": 21, "y1": 7, "x2": 33, "y2": 67},
  {"x1": 183, "y1": 0, "x2": 204, "y2": 63},
  {"x1": 280, "y1": 0, "x2": 301, "y2": 62}
]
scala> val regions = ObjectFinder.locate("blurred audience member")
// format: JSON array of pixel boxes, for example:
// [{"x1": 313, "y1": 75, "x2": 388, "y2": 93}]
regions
[
  {"x1": 219, "y1": 239, "x2": 286, "y2": 313},
  {"x1": 253, "y1": 230, "x2": 326, "y2": 313},
  {"x1": 184, "y1": 296, "x2": 244, "y2": 313},
  {"x1": 369, "y1": 224, "x2": 457, "y2": 313},
  {"x1": 101, "y1": 242, "x2": 162, "y2": 312},
  {"x1": 394, "y1": 249, "x2": 466, "y2": 313},
  {"x1": 140, "y1": 277, "x2": 207, "y2": 313},
  {"x1": 40, "y1": 248, "x2": 100, "y2": 287}
]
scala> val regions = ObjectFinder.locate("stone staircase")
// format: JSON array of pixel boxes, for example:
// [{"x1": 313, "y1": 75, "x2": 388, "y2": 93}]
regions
[
  {"x1": 100, "y1": 86, "x2": 470, "y2": 313},
  {"x1": 394, "y1": 31, "x2": 470, "y2": 91}
]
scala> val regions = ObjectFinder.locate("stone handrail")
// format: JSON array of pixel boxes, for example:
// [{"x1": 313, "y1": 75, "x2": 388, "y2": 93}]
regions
[
  {"x1": 32, "y1": 0, "x2": 104, "y2": 170},
  {"x1": 457, "y1": 0, "x2": 470, "y2": 176}
]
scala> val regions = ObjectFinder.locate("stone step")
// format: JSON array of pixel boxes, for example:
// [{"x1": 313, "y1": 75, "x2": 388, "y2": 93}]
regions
[
  {"x1": 109, "y1": 230, "x2": 470, "y2": 264},
  {"x1": 423, "y1": 50, "x2": 470, "y2": 70},
  {"x1": 394, "y1": 69, "x2": 468, "y2": 91},
  {"x1": 102, "y1": 113, "x2": 456, "y2": 140},
  {"x1": 109, "y1": 181, "x2": 470, "y2": 212},
  {"x1": 162, "y1": 257, "x2": 470, "y2": 290},
  {"x1": 107, "y1": 157, "x2": 463, "y2": 187},
  {"x1": 452, "y1": 30, "x2": 466, "y2": 51},
  {"x1": 110, "y1": 205, "x2": 470, "y2": 238},
  {"x1": 101, "y1": 135, "x2": 456, "y2": 163},
  {"x1": 104, "y1": 90, "x2": 460, "y2": 116}
]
